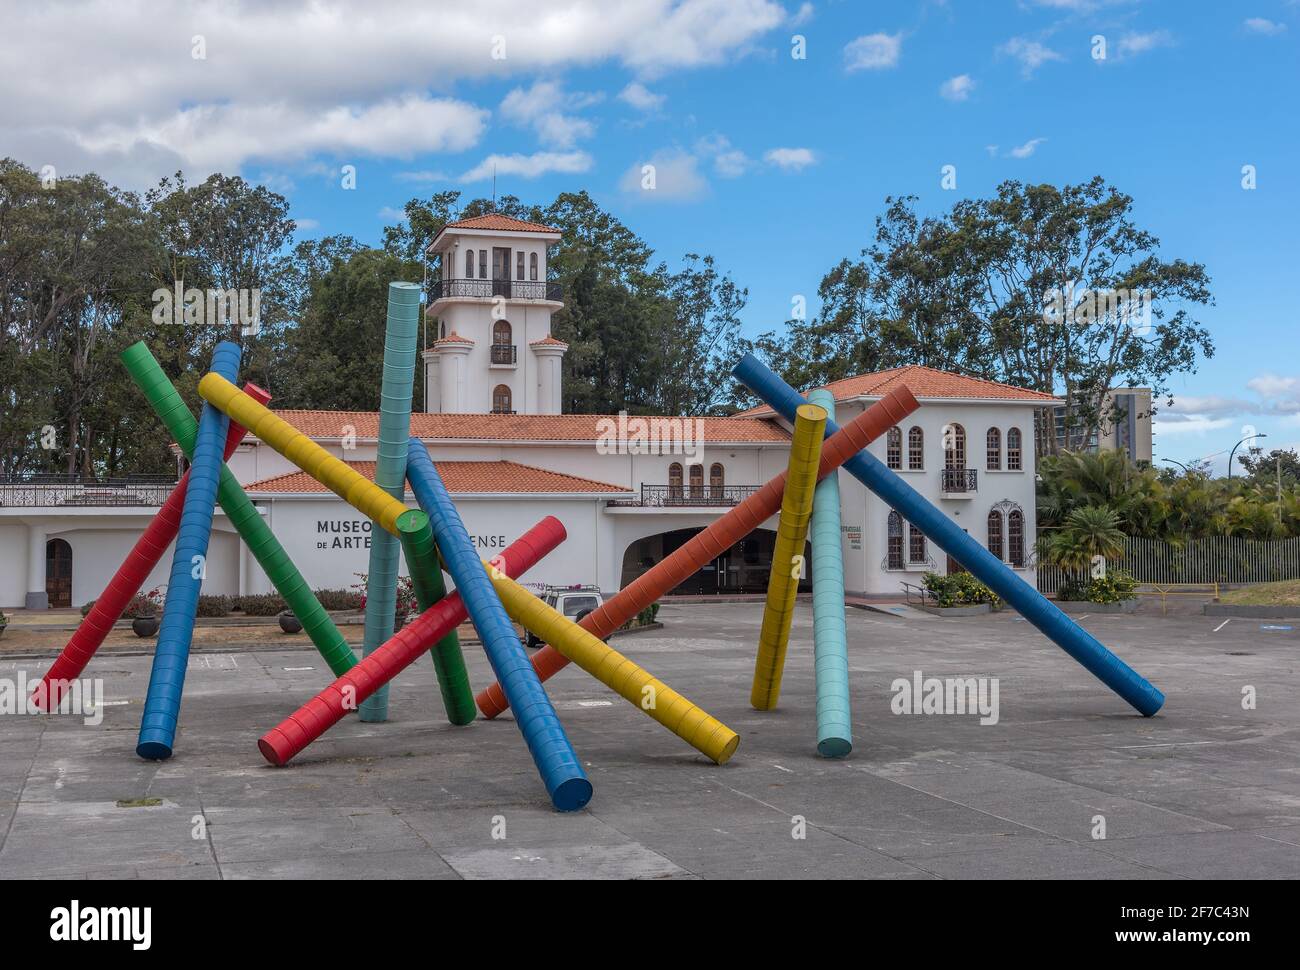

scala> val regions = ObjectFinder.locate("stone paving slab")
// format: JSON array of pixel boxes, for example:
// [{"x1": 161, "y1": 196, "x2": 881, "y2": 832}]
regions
[{"x1": 1, "y1": 603, "x2": 1297, "y2": 879}]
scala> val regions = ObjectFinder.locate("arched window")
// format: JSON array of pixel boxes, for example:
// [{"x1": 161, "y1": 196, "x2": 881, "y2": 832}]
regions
[
  {"x1": 464, "y1": 248, "x2": 474, "y2": 278},
  {"x1": 886, "y1": 427, "x2": 902, "y2": 469},
  {"x1": 492, "y1": 320, "x2": 512, "y2": 345},
  {"x1": 492, "y1": 384, "x2": 512, "y2": 414},
  {"x1": 709, "y1": 463, "x2": 724, "y2": 501},
  {"x1": 944, "y1": 423, "x2": 966, "y2": 469},
  {"x1": 907, "y1": 427, "x2": 924, "y2": 470},
  {"x1": 530, "y1": 252, "x2": 538, "y2": 281},
  {"x1": 887, "y1": 511, "x2": 904, "y2": 570},
  {"x1": 1008, "y1": 509, "x2": 1025, "y2": 567},
  {"x1": 908, "y1": 523, "x2": 928, "y2": 564},
  {"x1": 987, "y1": 509, "x2": 1004, "y2": 561},
  {"x1": 1007, "y1": 427, "x2": 1023, "y2": 471},
  {"x1": 479, "y1": 250, "x2": 487, "y2": 279},
  {"x1": 668, "y1": 462, "x2": 683, "y2": 501},
  {"x1": 986, "y1": 427, "x2": 1001, "y2": 470},
  {"x1": 688, "y1": 463, "x2": 704, "y2": 498},
  {"x1": 516, "y1": 251, "x2": 525, "y2": 280}
]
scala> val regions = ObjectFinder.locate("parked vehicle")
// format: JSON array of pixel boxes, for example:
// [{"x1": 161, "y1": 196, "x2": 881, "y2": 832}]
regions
[{"x1": 525, "y1": 585, "x2": 603, "y2": 648}]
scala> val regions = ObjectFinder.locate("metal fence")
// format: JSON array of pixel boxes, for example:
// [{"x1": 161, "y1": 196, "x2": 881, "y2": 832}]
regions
[
  {"x1": 0, "y1": 475, "x2": 176, "y2": 508},
  {"x1": 1036, "y1": 535, "x2": 1300, "y2": 594}
]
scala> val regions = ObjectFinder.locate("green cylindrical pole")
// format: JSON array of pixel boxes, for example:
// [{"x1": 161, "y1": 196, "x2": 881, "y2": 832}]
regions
[
  {"x1": 395, "y1": 509, "x2": 476, "y2": 724},
  {"x1": 808, "y1": 389, "x2": 852, "y2": 757},
  {"x1": 358, "y1": 282, "x2": 422, "y2": 722},
  {"x1": 121, "y1": 343, "x2": 357, "y2": 677}
]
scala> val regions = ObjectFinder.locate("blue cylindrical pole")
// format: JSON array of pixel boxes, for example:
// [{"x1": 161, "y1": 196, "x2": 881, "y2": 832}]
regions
[
  {"x1": 405, "y1": 439, "x2": 592, "y2": 811},
  {"x1": 733, "y1": 354, "x2": 1165, "y2": 717},
  {"x1": 358, "y1": 282, "x2": 421, "y2": 722},
  {"x1": 137, "y1": 341, "x2": 241, "y2": 758},
  {"x1": 807, "y1": 389, "x2": 852, "y2": 757}
]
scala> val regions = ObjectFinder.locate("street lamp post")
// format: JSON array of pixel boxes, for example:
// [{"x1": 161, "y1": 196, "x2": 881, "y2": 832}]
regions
[
  {"x1": 1227, "y1": 433, "x2": 1268, "y2": 480},
  {"x1": 1161, "y1": 458, "x2": 1192, "y2": 474}
]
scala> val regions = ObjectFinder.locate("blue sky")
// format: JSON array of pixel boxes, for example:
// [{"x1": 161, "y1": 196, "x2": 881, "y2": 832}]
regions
[{"x1": 5, "y1": 0, "x2": 1298, "y2": 472}]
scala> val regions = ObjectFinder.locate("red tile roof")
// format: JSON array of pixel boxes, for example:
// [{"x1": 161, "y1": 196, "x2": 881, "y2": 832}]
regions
[
  {"x1": 439, "y1": 214, "x2": 559, "y2": 235},
  {"x1": 259, "y1": 410, "x2": 790, "y2": 443},
  {"x1": 529, "y1": 335, "x2": 569, "y2": 347},
  {"x1": 433, "y1": 331, "x2": 474, "y2": 345},
  {"x1": 245, "y1": 460, "x2": 631, "y2": 495},
  {"x1": 736, "y1": 365, "x2": 1059, "y2": 416}
]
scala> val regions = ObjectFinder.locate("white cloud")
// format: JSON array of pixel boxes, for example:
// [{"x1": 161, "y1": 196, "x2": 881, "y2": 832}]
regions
[
  {"x1": 294, "y1": 218, "x2": 320, "y2": 231},
  {"x1": 499, "y1": 81, "x2": 600, "y2": 149},
  {"x1": 697, "y1": 134, "x2": 750, "y2": 177},
  {"x1": 1116, "y1": 30, "x2": 1174, "y2": 58},
  {"x1": 1244, "y1": 17, "x2": 1288, "y2": 35},
  {"x1": 789, "y1": 2, "x2": 814, "y2": 27},
  {"x1": 1000, "y1": 37, "x2": 1064, "y2": 77},
  {"x1": 619, "y1": 82, "x2": 666, "y2": 112},
  {"x1": 844, "y1": 32, "x2": 902, "y2": 71},
  {"x1": 1247, "y1": 375, "x2": 1300, "y2": 413},
  {"x1": 939, "y1": 74, "x2": 975, "y2": 101},
  {"x1": 0, "y1": 0, "x2": 785, "y2": 185},
  {"x1": 378, "y1": 206, "x2": 408, "y2": 222},
  {"x1": 620, "y1": 150, "x2": 708, "y2": 201},
  {"x1": 764, "y1": 147, "x2": 817, "y2": 171},
  {"x1": 1152, "y1": 415, "x2": 1235, "y2": 436},
  {"x1": 1008, "y1": 137, "x2": 1047, "y2": 158},
  {"x1": 459, "y1": 151, "x2": 593, "y2": 182},
  {"x1": 394, "y1": 170, "x2": 452, "y2": 184}
]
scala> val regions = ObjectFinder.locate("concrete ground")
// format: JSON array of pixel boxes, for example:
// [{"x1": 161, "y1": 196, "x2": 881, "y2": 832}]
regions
[{"x1": 1, "y1": 601, "x2": 1298, "y2": 879}]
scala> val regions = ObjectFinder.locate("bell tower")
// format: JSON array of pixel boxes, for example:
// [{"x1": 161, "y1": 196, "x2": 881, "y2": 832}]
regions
[{"x1": 422, "y1": 214, "x2": 567, "y2": 415}]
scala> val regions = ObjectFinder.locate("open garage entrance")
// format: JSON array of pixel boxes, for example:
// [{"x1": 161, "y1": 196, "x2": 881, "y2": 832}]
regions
[{"x1": 620, "y1": 528, "x2": 812, "y2": 595}]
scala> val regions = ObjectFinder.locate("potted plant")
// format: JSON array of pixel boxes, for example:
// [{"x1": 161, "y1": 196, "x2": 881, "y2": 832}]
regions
[
  {"x1": 278, "y1": 610, "x2": 303, "y2": 634},
  {"x1": 129, "y1": 588, "x2": 163, "y2": 637}
]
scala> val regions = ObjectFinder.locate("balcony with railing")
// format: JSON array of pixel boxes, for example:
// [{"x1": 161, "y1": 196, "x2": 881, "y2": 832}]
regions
[
  {"x1": 940, "y1": 467, "x2": 978, "y2": 497},
  {"x1": 608, "y1": 484, "x2": 761, "y2": 508},
  {"x1": 0, "y1": 474, "x2": 177, "y2": 508},
  {"x1": 490, "y1": 343, "x2": 518, "y2": 366},
  {"x1": 428, "y1": 279, "x2": 563, "y2": 303}
]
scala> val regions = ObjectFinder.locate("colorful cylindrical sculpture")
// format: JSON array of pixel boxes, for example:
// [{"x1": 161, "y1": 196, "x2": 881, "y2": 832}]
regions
[
  {"x1": 120, "y1": 344, "x2": 355, "y2": 678},
  {"x1": 258, "y1": 518, "x2": 564, "y2": 767},
  {"x1": 474, "y1": 387, "x2": 921, "y2": 719},
  {"x1": 31, "y1": 380, "x2": 268, "y2": 711},
  {"x1": 359, "y1": 282, "x2": 421, "y2": 723},
  {"x1": 396, "y1": 451, "x2": 591, "y2": 812},
  {"x1": 732, "y1": 352, "x2": 1166, "y2": 718},
  {"x1": 807, "y1": 388, "x2": 851, "y2": 758},
  {"x1": 483, "y1": 562, "x2": 740, "y2": 764},
  {"x1": 401, "y1": 441, "x2": 477, "y2": 725},
  {"x1": 137, "y1": 342, "x2": 240, "y2": 759},
  {"x1": 751, "y1": 403, "x2": 826, "y2": 710}
]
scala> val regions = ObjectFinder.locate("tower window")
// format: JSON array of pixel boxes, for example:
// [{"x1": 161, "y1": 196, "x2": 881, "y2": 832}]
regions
[
  {"x1": 492, "y1": 320, "x2": 512, "y2": 345},
  {"x1": 516, "y1": 251, "x2": 524, "y2": 280},
  {"x1": 492, "y1": 384, "x2": 512, "y2": 414},
  {"x1": 530, "y1": 252, "x2": 538, "y2": 281},
  {"x1": 464, "y1": 248, "x2": 473, "y2": 278},
  {"x1": 479, "y1": 250, "x2": 487, "y2": 278}
]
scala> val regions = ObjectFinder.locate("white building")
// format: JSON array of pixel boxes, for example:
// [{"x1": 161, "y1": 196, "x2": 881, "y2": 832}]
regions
[{"x1": 1, "y1": 215, "x2": 1057, "y2": 609}]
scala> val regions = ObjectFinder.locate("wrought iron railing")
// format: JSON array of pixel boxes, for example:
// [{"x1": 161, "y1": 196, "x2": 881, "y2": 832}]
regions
[
  {"x1": 609, "y1": 484, "x2": 761, "y2": 508},
  {"x1": 429, "y1": 279, "x2": 563, "y2": 302},
  {"x1": 0, "y1": 475, "x2": 177, "y2": 507},
  {"x1": 941, "y1": 468, "x2": 978, "y2": 493},
  {"x1": 490, "y1": 408, "x2": 517, "y2": 415},
  {"x1": 490, "y1": 344, "x2": 518, "y2": 365}
]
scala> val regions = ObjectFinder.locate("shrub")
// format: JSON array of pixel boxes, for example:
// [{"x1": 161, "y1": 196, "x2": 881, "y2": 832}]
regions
[
  {"x1": 313, "y1": 588, "x2": 364, "y2": 611},
  {"x1": 81, "y1": 599, "x2": 96, "y2": 616},
  {"x1": 125, "y1": 593, "x2": 157, "y2": 618},
  {"x1": 236, "y1": 593, "x2": 289, "y2": 616},
  {"x1": 922, "y1": 572, "x2": 1000, "y2": 609},
  {"x1": 195, "y1": 595, "x2": 232, "y2": 617},
  {"x1": 1083, "y1": 570, "x2": 1138, "y2": 604}
]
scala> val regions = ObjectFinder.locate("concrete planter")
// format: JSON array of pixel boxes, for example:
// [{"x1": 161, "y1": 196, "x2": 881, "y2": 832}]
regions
[
  {"x1": 915, "y1": 603, "x2": 991, "y2": 617},
  {"x1": 131, "y1": 616, "x2": 159, "y2": 637},
  {"x1": 1204, "y1": 603, "x2": 1300, "y2": 619},
  {"x1": 277, "y1": 611, "x2": 303, "y2": 634},
  {"x1": 1054, "y1": 598, "x2": 1139, "y2": 614}
]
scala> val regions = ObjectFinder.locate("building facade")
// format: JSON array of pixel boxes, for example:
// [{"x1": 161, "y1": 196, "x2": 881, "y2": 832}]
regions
[{"x1": 1, "y1": 216, "x2": 1057, "y2": 609}]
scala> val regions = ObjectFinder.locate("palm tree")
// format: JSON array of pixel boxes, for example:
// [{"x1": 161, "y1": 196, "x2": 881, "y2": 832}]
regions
[{"x1": 1039, "y1": 505, "x2": 1127, "y2": 581}]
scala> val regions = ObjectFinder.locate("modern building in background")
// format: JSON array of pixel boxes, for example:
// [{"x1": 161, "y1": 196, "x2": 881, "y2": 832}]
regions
[
  {"x1": 1050, "y1": 387, "x2": 1154, "y2": 464},
  {"x1": 2, "y1": 216, "x2": 1056, "y2": 608}
]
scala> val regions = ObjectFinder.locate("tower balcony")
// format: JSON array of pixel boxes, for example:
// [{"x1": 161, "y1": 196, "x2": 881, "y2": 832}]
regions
[
  {"x1": 489, "y1": 343, "x2": 518, "y2": 368},
  {"x1": 428, "y1": 279, "x2": 563, "y2": 306}
]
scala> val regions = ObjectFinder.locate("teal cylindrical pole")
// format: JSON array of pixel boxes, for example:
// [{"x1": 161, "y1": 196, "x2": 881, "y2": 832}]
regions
[
  {"x1": 120, "y1": 343, "x2": 356, "y2": 678},
  {"x1": 358, "y1": 282, "x2": 421, "y2": 723},
  {"x1": 808, "y1": 389, "x2": 852, "y2": 758}
]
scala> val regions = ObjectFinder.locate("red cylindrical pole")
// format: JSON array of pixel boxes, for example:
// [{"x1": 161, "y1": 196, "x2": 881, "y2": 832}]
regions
[
  {"x1": 31, "y1": 383, "x2": 270, "y2": 710},
  {"x1": 257, "y1": 516, "x2": 565, "y2": 766}
]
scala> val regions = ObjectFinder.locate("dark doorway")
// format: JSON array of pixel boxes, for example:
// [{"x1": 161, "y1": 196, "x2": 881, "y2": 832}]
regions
[
  {"x1": 46, "y1": 538, "x2": 72, "y2": 608},
  {"x1": 492, "y1": 247, "x2": 511, "y2": 296},
  {"x1": 621, "y1": 528, "x2": 809, "y2": 595}
]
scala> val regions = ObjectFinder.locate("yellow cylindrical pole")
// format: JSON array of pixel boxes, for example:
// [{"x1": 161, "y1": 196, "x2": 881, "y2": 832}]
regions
[
  {"x1": 485, "y1": 563, "x2": 740, "y2": 764},
  {"x1": 199, "y1": 373, "x2": 408, "y2": 535},
  {"x1": 751, "y1": 402, "x2": 827, "y2": 710}
]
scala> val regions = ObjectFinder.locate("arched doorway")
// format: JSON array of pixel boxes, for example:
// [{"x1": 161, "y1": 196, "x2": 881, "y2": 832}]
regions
[
  {"x1": 619, "y1": 528, "x2": 811, "y2": 595},
  {"x1": 46, "y1": 538, "x2": 72, "y2": 608}
]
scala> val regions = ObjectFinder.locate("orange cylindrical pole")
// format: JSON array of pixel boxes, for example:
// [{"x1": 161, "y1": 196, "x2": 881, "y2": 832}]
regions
[{"x1": 475, "y1": 385, "x2": 920, "y2": 719}]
